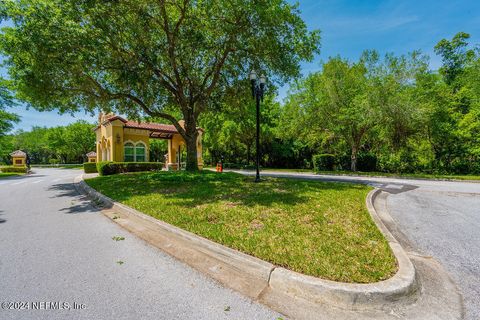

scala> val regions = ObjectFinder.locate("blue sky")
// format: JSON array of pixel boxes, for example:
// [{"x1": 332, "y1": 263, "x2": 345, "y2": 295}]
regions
[{"x1": 3, "y1": 0, "x2": 480, "y2": 131}]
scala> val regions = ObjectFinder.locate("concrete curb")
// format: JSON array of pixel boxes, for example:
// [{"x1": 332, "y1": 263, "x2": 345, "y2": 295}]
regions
[
  {"x1": 74, "y1": 174, "x2": 420, "y2": 317},
  {"x1": 74, "y1": 174, "x2": 275, "y2": 299},
  {"x1": 262, "y1": 189, "x2": 418, "y2": 311}
]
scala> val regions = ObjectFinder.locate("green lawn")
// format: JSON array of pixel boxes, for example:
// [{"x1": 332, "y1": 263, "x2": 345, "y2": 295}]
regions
[
  {"x1": 85, "y1": 171, "x2": 397, "y2": 283},
  {"x1": 0, "y1": 172, "x2": 23, "y2": 179}
]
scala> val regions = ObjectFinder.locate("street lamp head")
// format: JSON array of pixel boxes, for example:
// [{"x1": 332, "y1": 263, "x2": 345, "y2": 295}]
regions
[
  {"x1": 249, "y1": 70, "x2": 257, "y2": 81},
  {"x1": 259, "y1": 74, "x2": 266, "y2": 84}
]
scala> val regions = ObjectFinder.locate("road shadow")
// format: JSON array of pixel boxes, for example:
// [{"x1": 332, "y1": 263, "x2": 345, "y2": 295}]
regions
[
  {"x1": 235, "y1": 171, "x2": 420, "y2": 195},
  {"x1": 0, "y1": 211, "x2": 5, "y2": 224},
  {"x1": 48, "y1": 183, "x2": 101, "y2": 214}
]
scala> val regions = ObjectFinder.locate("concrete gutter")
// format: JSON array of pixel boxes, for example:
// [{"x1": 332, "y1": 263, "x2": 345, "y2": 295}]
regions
[
  {"x1": 74, "y1": 174, "x2": 274, "y2": 299},
  {"x1": 75, "y1": 174, "x2": 463, "y2": 319}
]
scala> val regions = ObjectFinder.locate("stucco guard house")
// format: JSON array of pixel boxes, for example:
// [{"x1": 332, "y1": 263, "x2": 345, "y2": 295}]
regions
[
  {"x1": 10, "y1": 150, "x2": 27, "y2": 167},
  {"x1": 86, "y1": 152, "x2": 97, "y2": 163},
  {"x1": 94, "y1": 113, "x2": 204, "y2": 170}
]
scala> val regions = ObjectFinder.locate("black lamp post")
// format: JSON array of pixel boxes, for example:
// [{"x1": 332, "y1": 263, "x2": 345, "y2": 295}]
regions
[{"x1": 250, "y1": 70, "x2": 266, "y2": 183}]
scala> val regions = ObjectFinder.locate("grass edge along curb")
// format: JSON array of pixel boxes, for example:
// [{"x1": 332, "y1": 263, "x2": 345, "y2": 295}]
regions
[
  {"x1": 83, "y1": 171, "x2": 395, "y2": 282},
  {"x1": 74, "y1": 174, "x2": 418, "y2": 313}
]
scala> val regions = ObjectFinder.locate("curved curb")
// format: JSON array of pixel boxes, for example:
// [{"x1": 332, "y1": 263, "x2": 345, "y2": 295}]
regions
[
  {"x1": 74, "y1": 174, "x2": 419, "y2": 316},
  {"x1": 262, "y1": 189, "x2": 418, "y2": 311},
  {"x1": 74, "y1": 174, "x2": 275, "y2": 299}
]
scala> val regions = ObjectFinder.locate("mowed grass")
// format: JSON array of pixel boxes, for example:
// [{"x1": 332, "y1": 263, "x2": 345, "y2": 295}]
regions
[
  {"x1": 86, "y1": 171, "x2": 397, "y2": 283},
  {"x1": 0, "y1": 172, "x2": 23, "y2": 179}
]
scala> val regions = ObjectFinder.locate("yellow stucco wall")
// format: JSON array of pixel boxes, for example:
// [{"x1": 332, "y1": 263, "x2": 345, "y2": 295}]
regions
[
  {"x1": 12, "y1": 156, "x2": 26, "y2": 167},
  {"x1": 94, "y1": 115, "x2": 203, "y2": 169},
  {"x1": 96, "y1": 122, "x2": 150, "y2": 162}
]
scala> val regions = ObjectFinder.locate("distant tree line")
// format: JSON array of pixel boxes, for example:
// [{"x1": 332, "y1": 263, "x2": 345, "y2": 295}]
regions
[
  {"x1": 1, "y1": 31, "x2": 478, "y2": 174},
  {"x1": 0, "y1": 121, "x2": 96, "y2": 165},
  {"x1": 201, "y1": 32, "x2": 480, "y2": 174}
]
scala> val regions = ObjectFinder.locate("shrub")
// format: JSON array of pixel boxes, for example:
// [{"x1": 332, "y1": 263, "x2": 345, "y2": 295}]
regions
[
  {"x1": 242, "y1": 164, "x2": 257, "y2": 170},
  {"x1": 357, "y1": 153, "x2": 378, "y2": 172},
  {"x1": 312, "y1": 154, "x2": 336, "y2": 172},
  {"x1": 83, "y1": 162, "x2": 98, "y2": 174},
  {"x1": 0, "y1": 166, "x2": 27, "y2": 173},
  {"x1": 378, "y1": 151, "x2": 418, "y2": 174},
  {"x1": 223, "y1": 163, "x2": 240, "y2": 169},
  {"x1": 96, "y1": 162, "x2": 164, "y2": 176}
]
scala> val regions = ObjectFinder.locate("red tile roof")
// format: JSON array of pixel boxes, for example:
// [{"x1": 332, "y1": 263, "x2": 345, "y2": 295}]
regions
[
  {"x1": 124, "y1": 121, "x2": 178, "y2": 134},
  {"x1": 10, "y1": 150, "x2": 26, "y2": 157},
  {"x1": 96, "y1": 114, "x2": 203, "y2": 134}
]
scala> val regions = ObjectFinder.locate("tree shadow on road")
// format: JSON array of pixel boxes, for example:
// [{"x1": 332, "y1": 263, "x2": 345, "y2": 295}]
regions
[
  {"x1": 48, "y1": 183, "x2": 105, "y2": 215},
  {"x1": 0, "y1": 211, "x2": 6, "y2": 224}
]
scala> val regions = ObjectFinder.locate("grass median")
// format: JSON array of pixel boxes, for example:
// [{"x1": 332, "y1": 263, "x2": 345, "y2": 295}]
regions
[
  {"x1": 0, "y1": 172, "x2": 23, "y2": 179},
  {"x1": 85, "y1": 171, "x2": 397, "y2": 283}
]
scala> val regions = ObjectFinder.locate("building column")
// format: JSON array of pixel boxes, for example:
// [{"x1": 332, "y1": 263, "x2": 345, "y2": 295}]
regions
[{"x1": 167, "y1": 138, "x2": 178, "y2": 170}]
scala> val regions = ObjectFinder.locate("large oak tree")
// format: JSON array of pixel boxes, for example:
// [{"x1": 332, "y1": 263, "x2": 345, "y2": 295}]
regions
[{"x1": 0, "y1": 0, "x2": 320, "y2": 171}]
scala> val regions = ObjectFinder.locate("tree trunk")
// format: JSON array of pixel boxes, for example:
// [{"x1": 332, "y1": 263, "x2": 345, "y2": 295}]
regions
[
  {"x1": 351, "y1": 145, "x2": 358, "y2": 172},
  {"x1": 184, "y1": 116, "x2": 199, "y2": 172},
  {"x1": 184, "y1": 135, "x2": 198, "y2": 171}
]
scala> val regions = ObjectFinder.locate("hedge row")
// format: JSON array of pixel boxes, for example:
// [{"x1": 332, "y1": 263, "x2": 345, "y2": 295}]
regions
[
  {"x1": 96, "y1": 162, "x2": 164, "y2": 176},
  {"x1": 313, "y1": 153, "x2": 378, "y2": 172},
  {"x1": 0, "y1": 166, "x2": 28, "y2": 173},
  {"x1": 312, "y1": 154, "x2": 336, "y2": 171},
  {"x1": 222, "y1": 163, "x2": 259, "y2": 170},
  {"x1": 83, "y1": 162, "x2": 98, "y2": 174}
]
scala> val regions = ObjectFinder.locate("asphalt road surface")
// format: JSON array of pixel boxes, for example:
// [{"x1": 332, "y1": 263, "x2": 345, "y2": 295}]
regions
[
  {"x1": 0, "y1": 168, "x2": 281, "y2": 320},
  {"x1": 1, "y1": 168, "x2": 479, "y2": 320}
]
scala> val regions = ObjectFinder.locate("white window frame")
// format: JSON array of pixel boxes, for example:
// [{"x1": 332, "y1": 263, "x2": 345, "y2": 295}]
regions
[
  {"x1": 124, "y1": 140, "x2": 147, "y2": 162},
  {"x1": 134, "y1": 141, "x2": 147, "y2": 162}
]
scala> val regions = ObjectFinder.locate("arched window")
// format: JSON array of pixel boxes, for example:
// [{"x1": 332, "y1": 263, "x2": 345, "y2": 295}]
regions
[
  {"x1": 124, "y1": 142, "x2": 134, "y2": 162},
  {"x1": 124, "y1": 141, "x2": 147, "y2": 162},
  {"x1": 135, "y1": 142, "x2": 146, "y2": 162}
]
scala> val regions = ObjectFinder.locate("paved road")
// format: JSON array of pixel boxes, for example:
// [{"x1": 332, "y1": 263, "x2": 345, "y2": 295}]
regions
[
  {"x1": 2, "y1": 168, "x2": 479, "y2": 320},
  {"x1": 0, "y1": 169, "x2": 281, "y2": 320},
  {"x1": 238, "y1": 170, "x2": 480, "y2": 320}
]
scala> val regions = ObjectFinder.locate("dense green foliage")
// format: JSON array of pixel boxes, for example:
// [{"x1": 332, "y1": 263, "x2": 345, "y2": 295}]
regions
[
  {"x1": 201, "y1": 32, "x2": 480, "y2": 174},
  {"x1": 0, "y1": 79, "x2": 19, "y2": 138},
  {"x1": 0, "y1": 165, "x2": 27, "y2": 173},
  {"x1": 0, "y1": 0, "x2": 320, "y2": 171},
  {"x1": 96, "y1": 161, "x2": 164, "y2": 176},
  {"x1": 312, "y1": 154, "x2": 336, "y2": 171},
  {"x1": 0, "y1": 120, "x2": 95, "y2": 164},
  {"x1": 1, "y1": 0, "x2": 477, "y2": 176},
  {"x1": 83, "y1": 162, "x2": 98, "y2": 174},
  {"x1": 86, "y1": 171, "x2": 396, "y2": 282}
]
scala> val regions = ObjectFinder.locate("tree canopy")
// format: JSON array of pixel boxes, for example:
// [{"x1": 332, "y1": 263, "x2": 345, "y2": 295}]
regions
[
  {"x1": 201, "y1": 32, "x2": 480, "y2": 175},
  {"x1": 0, "y1": 120, "x2": 95, "y2": 164},
  {"x1": 0, "y1": 0, "x2": 320, "y2": 170},
  {"x1": 0, "y1": 78, "x2": 19, "y2": 137}
]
